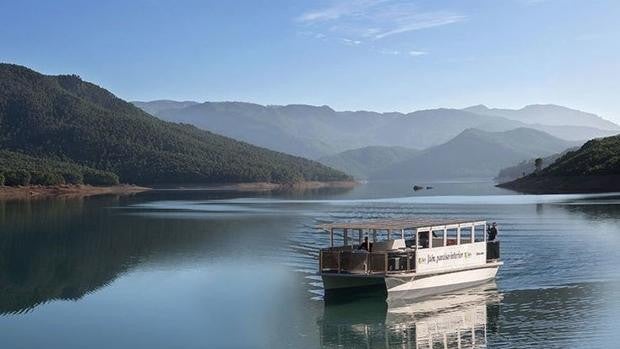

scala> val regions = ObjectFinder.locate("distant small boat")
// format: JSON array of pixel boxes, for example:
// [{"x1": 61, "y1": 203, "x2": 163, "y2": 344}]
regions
[
  {"x1": 425, "y1": 186, "x2": 433, "y2": 189},
  {"x1": 413, "y1": 185, "x2": 424, "y2": 191},
  {"x1": 318, "y1": 218, "x2": 502, "y2": 299}
]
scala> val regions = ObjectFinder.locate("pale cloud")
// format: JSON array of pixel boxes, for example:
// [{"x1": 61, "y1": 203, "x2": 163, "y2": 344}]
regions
[
  {"x1": 408, "y1": 50, "x2": 428, "y2": 56},
  {"x1": 374, "y1": 14, "x2": 465, "y2": 39},
  {"x1": 297, "y1": 31, "x2": 327, "y2": 40},
  {"x1": 297, "y1": 0, "x2": 465, "y2": 40},
  {"x1": 297, "y1": 0, "x2": 384, "y2": 22},
  {"x1": 342, "y1": 38, "x2": 362, "y2": 45},
  {"x1": 379, "y1": 49, "x2": 400, "y2": 55}
]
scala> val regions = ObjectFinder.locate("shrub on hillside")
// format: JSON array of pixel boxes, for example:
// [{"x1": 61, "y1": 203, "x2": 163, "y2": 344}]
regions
[
  {"x1": 4, "y1": 170, "x2": 31, "y2": 186},
  {"x1": 62, "y1": 171, "x2": 84, "y2": 185},
  {"x1": 83, "y1": 169, "x2": 119, "y2": 186},
  {"x1": 30, "y1": 171, "x2": 65, "y2": 186}
]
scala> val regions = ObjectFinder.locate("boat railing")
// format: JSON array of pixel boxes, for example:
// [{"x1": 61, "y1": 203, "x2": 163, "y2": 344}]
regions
[{"x1": 319, "y1": 249, "x2": 416, "y2": 275}]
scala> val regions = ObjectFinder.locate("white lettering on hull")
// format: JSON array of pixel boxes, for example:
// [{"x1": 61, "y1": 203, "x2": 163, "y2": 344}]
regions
[{"x1": 416, "y1": 242, "x2": 487, "y2": 273}]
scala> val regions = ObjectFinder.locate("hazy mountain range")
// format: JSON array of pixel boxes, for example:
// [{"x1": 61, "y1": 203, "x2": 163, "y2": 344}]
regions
[
  {"x1": 318, "y1": 146, "x2": 420, "y2": 180},
  {"x1": 134, "y1": 100, "x2": 620, "y2": 160},
  {"x1": 464, "y1": 104, "x2": 619, "y2": 130},
  {"x1": 133, "y1": 100, "x2": 199, "y2": 115},
  {"x1": 370, "y1": 128, "x2": 580, "y2": 180}
]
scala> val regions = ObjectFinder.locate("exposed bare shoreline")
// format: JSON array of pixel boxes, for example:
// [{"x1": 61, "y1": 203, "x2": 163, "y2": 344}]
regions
[
  {"x1": 0, "y1": 181, "x2": 358, "y2": 199},
  {"x1": 0, "y1": 184, "x2": 152, "y2": 200},
  {"x1": 198, "y1": 180, "x2": 359, "y2": 192}
]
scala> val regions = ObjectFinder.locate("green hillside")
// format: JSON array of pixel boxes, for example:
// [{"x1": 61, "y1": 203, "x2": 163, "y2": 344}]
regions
[
  {"x1": 498, "y1": 134, "x2": 620, "y2": 193},
  {"x1": 540, "y1": 135, "x2": 620, "y2": 176},
  {"x1": 0, "y1": 64, "x2": 351, "y2": 185},
  {"x1": 318, "y1": 146, "x2": 419, "y2": 179}
]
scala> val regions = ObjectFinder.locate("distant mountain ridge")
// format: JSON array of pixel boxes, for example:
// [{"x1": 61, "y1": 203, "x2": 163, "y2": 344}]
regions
[
  {"x1": 371, "y1": 128, "x2": 580, "y2": 180},
  {"x1": 464, "y1": 104, "x2": 620, "y2": 130},
  {"x1": 0, "y1": 64, "x2": 350, "y2": 185},
  {"x1": 135, "y1": 100, "x2": 619, "y2": 159},
  {"x1": 132, "y1": 100, "x2": 199, "y2": 115}
]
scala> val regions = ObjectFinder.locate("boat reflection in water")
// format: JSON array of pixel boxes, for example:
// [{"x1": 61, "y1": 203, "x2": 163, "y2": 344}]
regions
[{"x1": 319, "y1": 282, "x2": 501, "y2": 348}]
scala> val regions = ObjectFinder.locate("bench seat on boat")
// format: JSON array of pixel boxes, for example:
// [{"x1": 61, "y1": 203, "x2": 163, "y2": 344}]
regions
[{"x1": 372, "y1": 239, "x2": 406, "y2": 252}]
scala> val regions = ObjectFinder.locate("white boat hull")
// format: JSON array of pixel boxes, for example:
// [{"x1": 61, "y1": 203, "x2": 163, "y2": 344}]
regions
[
  {"x1": 385, "y1": 264, "x2": 500, "y2": 299},
  {"x1": 322, "y1": 263, "x2": 501, "y2": 298}
]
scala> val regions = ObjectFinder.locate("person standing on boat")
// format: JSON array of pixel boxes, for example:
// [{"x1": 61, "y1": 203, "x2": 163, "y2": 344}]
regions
[
  {"x1": 487, "y1": 222, "x2": 498, "y2": 241},
  {"x1": 358, "y1": 236, "x2": 370, "y2": 251}
]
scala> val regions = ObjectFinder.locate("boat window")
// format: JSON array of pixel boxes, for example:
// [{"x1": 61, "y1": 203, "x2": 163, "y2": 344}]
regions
[
  {"x1": 474, "y1": 224, "x2": 485, "y2": 242},
  {"x1": 404, "y1": 229, "x2": 417, "y2": 248},
  {"x1": 430, "y1": 229, "x2": 443, "y2": 248},
  {"x1": 417, "y1": 230, "x2": 431, "y2": 249},
  {"x1": 446, "y1": 228, "x2": 458, "y2": 245},
  {"x1": 459, "y1": 226, "x2": 473, "y2": 244},
  {"x1": 375, "y1": 230, "x2": 388, "y2": 241}
]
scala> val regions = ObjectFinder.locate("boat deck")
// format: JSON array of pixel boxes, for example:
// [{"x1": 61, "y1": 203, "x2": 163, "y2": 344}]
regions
[
  {"x1": 320, "y1": 241, "x2": 500, "y2": 276},
  {"x1": 318, "y1": 217, "x2": 500, "y2": 276}
]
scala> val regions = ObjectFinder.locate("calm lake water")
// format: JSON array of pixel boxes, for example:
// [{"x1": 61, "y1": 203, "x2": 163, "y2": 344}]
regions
[{"x1": 1, "y1": 181, "x2": 619, "y2": 348}]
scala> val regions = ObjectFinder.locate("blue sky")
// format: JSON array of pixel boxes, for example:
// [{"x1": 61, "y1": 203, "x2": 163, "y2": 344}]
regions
[{"x1": 2, "y1": 0, "x2": 620, "y2": 122}]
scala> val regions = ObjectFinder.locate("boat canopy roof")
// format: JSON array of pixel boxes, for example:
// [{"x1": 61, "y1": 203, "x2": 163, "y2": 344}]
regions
[{"x1": 319, "y1": 218, "x2": 486, "y2": 231}]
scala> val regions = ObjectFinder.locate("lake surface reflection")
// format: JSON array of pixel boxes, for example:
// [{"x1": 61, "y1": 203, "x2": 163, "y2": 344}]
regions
[
  {"x1": 320, "y1": 283, "x2": 500, "y2": 348},
  {"x1": 0, "y1": 181, "x2": 619, "y2": 348}
]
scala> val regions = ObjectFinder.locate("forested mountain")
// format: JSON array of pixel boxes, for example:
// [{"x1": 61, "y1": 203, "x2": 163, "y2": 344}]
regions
[
  {"x1": 0, "y1": 64, "x2": 350, "y2": 185},
  {"x1": 498, "y1": 134, "x2": 620, "y2": 193},
  {"x1": 318, "y1": 146, "x2": 419, "y2": 179},
  {"x1": 135, "y1": 100, "x2": 618, "y2": 159},
  {"x1": 371, "y1": 128, "x2": 580, "y2": 180}
]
